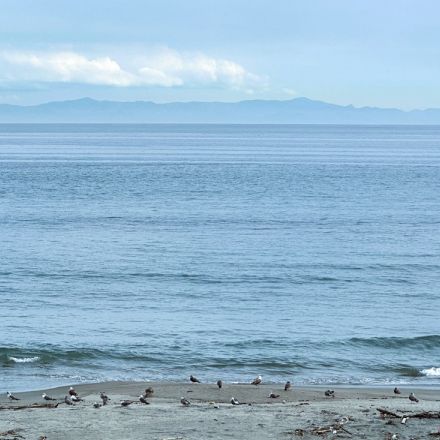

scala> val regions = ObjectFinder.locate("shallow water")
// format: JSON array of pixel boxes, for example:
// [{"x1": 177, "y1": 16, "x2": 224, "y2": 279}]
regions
[{"x1": 1, "y1": 124, "x2": 439, "y2": 391}]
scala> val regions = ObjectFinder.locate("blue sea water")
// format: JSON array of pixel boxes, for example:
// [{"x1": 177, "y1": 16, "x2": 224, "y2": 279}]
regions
[{"x1": 0, "y1": 124, "x2": 439, "y2": 392}]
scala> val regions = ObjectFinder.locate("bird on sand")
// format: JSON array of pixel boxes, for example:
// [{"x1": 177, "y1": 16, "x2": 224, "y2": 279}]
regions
[
  {"x1": 230, "y1": 397, "x2": 240, "y2": 405},
  {"x1": 64, "y1": 396, "x2": 74, "y2": 405},
  {"x1": 190, "y1": 375, "x2": 201, "y2": 383},
  {"x1": 144, "y1": 387, "x2": 154, "y2": 397},
  {"x1": 139, "y1": 395, "x2": 150, "y2": 405},
  {"x1": 324, "y1": 390, "x2": 335, "y2": 398},
  {"x1": 393, "y1": 387, "x2": 401, "y2": 395},
  {"x1": 251, "y1": 375, "x2": 262, "y2": 385},
  {"x1": 71, "y1": 395, "x2": 83, "y2": 402},
  {"x1": 284, "y1": 381, "x2": 291, "y2": 391},
  {"x1": 100, "y1": 392, "x2": 110, "y2": 405},
  {"x1": 68, "y1": 387, "x2": 78, "y2": 397},
  {"x1": 217, "y1": 380, "x2": 223, "y2": 389},
  {"x1": 120, "y1": 400, "x2": 134, "y2": 407},
  {"x1": 180, "y1": 397, "x2": 191, "y2": 406},
  {"x1": 409, "y1": 392, "x2": 419, "y2": 403},
  {"x1": 93, "y1": 402, "x2": 102, "y2": 408},
  {"x1": 7, "y1": 392, "x2": 20, "y2": 401},
  {"x1": 268, "y1": 392, "x2": 280, "y2": 399},
  {"x1": 42, "y1": 393, "x2": 56, "y2": 401}
]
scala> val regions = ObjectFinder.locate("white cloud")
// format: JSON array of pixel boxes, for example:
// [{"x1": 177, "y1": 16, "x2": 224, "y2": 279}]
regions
[{"x1": 0, "y1": 49, "x2": 262, "y2": 90}]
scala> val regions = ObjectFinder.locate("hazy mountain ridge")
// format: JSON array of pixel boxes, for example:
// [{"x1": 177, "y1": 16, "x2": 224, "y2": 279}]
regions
[{"x1": 1, "y1": 97, "x2": 440, "y2": 123}]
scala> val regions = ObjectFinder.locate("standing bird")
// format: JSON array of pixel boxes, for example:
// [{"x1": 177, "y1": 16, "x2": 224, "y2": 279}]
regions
[
  {"x1": 64, "y1": 396, "x2": 74, "y2": 405},
  {"x1": 144, "y1": 387, "x2": 154, "y2": 397},
  {"x1": 409, "y1": 392, "x2": 419, "y2": 403},
  {"x1": 251, "y1": 375, "x2": 262, "y2": 385},
  {"x1": 7, "y1": 392, "x2": 20, "y2": 401},
  {"x1": 139, "y1": 395, "x2": 150, "y2": 405},
  {"x1": 217, "y1": 380, "x2": 223, "y2": 389},
  {"x1": 393, "y1": 387, "x2": 401, "y2": 395},
  {"x1": 42, "y1": 393, "x2": 56, "y2": 401},
  {"x1": 284, "y1": 381, "x2": 291, "y2": 391},
  {"x1": 230, "y1": 397, "x2": 240, "y2": 405},
  {"x1": 180, "y1": 397, "x2": 191, "y2": 406},
  {"x1": 190, "y1": 375, "x2": 201, "y2": 383},
  {"x1": 100, "y1": 392, "x2": 110, "y2": 405},
  {"x1": 68, "y1": 387, "x2": 78, "y2": 397}
]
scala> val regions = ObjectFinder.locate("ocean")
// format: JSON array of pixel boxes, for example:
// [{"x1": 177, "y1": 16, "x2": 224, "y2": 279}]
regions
[{"x1": 1, "y1": 124, "x2": 439, "y2": 392}]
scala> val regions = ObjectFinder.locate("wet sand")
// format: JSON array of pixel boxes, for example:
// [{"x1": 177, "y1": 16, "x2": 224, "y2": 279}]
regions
[{"x1": 0, "y1": 382, "x2": 439, "y2": 439}]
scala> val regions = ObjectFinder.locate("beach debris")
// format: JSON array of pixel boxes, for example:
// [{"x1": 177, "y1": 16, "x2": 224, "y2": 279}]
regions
[
  {"x1": 100, "y1": 391, "x2": 110, "y2": 405},
  {"x1": 6, "y1": 392, "x2": 20, "y2": 401},
  {"x1": 377, "y1": 407, "x2": 440, "y2": 420},
  {"x1": 120, "y1": 400, "x2": 134, "y2": 407},
  {"x1": 42, "y1": 393, "x2": 56, "y2": 401},
  {"x1": 0, "y1": 429, "x2": 24, "y2": 439},
  {"x1": 0, "y1": 403, "x2": 58, "y2": 411},
  {"x1": 139, "y1": 395, "x2": 150, "y2": 405},
  {"x1": 385, "y1": 434, "x2": 399, "y2": 440},
  {"x1": 284, "y1": 381, "x2": 291, "y2": 391},
  {"x1": 217, "y1": 380, "x2": 223, "y2": 389},
  {"x1": 180, "y1": 397, "x2": 191, "y2": 406},
  {"x1": 251, "y1": 375, "x2": 262, "y2": 385},
  {"x1": 64, "y1": 396, "x2": 74, "y2": 406},
  {"x1": 68, "y1": 386, "x2": 78, "y2": 397},
  {"x1": 409, "y1": 392, "x2": 419, "y2": 403},
  {"x1": 400, "y1": 416, "x2": 408, "y2": 424},
  {"x1": 393, "y1": 387, "x2": 401, "y2": 395},
  {"x1": 144, "y1": 387, "x2": 154, "y2": 397},
  {"x1": 268, "y1": 392, "x2": 280, "y2": 399},
  {"x1": 324, "y1": 390, "x2": 335, "y2": 398},
  {"x1": 93, "y1": 402, "x2": 102, "y2": 408},
  {"x1": 377, "y1": 408, "x2": 400, "y2": 418},
  {"x1": 230, "y1": 397, "x2": 240, "y2": 405},
  {"x1": 190, "y1": 375, "x2": 201, "y2": 383},
  {"x1": 38, "y1": 436, "x2": 47, "y2": 440}
]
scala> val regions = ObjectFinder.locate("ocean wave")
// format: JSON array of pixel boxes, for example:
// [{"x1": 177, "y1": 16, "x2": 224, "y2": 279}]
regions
[
  {"x1": 345, "y1": 335, "x2": 440, "y2": 350},
  {"x1": 421, "y1": 367, "x2": 440, "y2": 377},
  {"x1": 7, "y1": 356, "x2": 40, "y2": 363}
]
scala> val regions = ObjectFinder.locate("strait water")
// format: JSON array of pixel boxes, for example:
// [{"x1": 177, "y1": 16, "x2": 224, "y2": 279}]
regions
[{"x1": 0, "y1": 124, "x2": 439, "y2": 392}]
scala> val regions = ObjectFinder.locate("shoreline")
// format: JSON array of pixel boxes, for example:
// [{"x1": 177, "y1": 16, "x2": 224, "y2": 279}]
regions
[{"x1": 2, "y1": 382, "x2": 439, "y2": 439}]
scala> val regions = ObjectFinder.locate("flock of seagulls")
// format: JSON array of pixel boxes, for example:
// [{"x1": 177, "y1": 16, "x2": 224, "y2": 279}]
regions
[{"x1": 5, "y1": 378, "x2": 422, "y2": 408}]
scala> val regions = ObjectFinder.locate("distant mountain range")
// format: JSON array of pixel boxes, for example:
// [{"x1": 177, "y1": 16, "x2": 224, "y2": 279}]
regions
[{"x1": 1, "y1": 97, "x2": 440, "y2": 124}]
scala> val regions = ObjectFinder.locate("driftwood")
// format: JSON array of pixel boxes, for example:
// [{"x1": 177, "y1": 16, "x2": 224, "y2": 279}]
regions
[
  {"x1": 0, "y1": 402, "x2": 59, "y2": 411},
  {"x1": 377, "y1": 408, "x2": 400, "y2": 418},
  {"x1": 0, "y1": 430, "x2": 24, "y2": 439},
  {"x1": 429, "y1": 433, "x2": 440, "y2": 437},
  {"x1": 377, "y1": 408, "x2": 440, "y2": 419}
]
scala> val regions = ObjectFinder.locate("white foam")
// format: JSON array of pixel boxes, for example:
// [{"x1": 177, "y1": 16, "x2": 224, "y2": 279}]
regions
[
  {"x1": 421, "y1": 367, "x2": 440, "y2": 377},
  {"x1": 8, "y1": 356, "x2": 40, "y2": 363}
]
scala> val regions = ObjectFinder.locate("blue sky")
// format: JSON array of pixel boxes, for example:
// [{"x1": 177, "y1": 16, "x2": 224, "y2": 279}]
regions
[{"x1": 0, "y1": 0, "x2": 439, "y2": 108}]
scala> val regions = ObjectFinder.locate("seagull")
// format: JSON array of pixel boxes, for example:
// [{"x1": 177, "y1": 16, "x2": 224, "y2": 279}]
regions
[
  {"x1": 71, "y1": 395, "x2": 83, "y2": 402},
  {"x1": 217, "y1": 380, "x2": 223, "y2": 389},
  {"x1": 393, "y1": 387, "x2": 401, "y2": 395},
  {"x1": 251, "y1": 375, "x2": 262, "y2": 385},
  {"x1": 93, "y1": 402, "x2": 102, "y2": 408},
  {"x1": 68, "y1": 387, "x2": 78, "y2": 397},
  {"x1": 180, "y1": 397, "x2": 191, "y2": 406},
  {"x1": 409, "y1": 392, "x2": 419, "y2": 403},
  {"x1": 7, "y1": 392, "x2": 20, "y2": 401},
  {"x1": 144, "y1": 387, "x2": 154, "y2": 397},
  {"x1": 284, "y1": 381, "x2": 291, "y2": 391},
  {"x1": 100, "y1": 392, "x2": 110, "y2": 405},
  {"x1": 139, "y1": 395, "x2": 150, "y2": 405},
  {"x1": 64, "y1": 396, "x2": 74, "y2": 405},
  {"x1": 324, "y1": 390, "x2": 335, "y2": 398},
  {"x1": 42, "y1": 393, "x2": 56, "y2": 401},
  {"x1": 268, "y1": 392, "x2": 280, "y2": 399},
  {"x1": 120, "y1": 400, "x2": 134, "y2": 407},
  {"x1": 230, "y1": 397, "x2": 240, "y2": 405},
  {"x1": 190, "y1": 375, "x2": 201, "y2": 383}
]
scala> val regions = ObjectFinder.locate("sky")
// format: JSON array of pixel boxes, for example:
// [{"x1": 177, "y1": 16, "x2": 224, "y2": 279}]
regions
[{"x1": 0, "y1": 0, "x2": 439, "y2": 109}]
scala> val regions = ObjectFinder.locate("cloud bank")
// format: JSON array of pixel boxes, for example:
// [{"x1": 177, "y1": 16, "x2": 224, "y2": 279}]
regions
[{"x1": 0, "y1": 49, "x2": 261, "y2": 90}]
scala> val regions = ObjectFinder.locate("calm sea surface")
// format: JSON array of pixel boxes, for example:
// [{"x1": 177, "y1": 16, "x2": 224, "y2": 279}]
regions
[{"x1": 1, "y1": 124, "x2": 439, "y2": 391}]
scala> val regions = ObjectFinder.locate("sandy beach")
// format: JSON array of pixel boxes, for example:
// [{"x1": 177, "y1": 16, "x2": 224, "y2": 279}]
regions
[{"x1": 1, "y1": 382, "x2": 439, "y2": 439}]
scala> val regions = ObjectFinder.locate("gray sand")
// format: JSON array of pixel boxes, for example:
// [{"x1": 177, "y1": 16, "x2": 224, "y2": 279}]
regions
[{"x1": 0, "y1": 382, "x2": 439, "y2": 439}]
